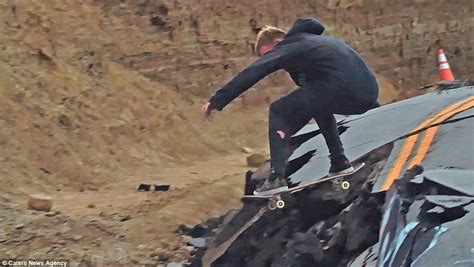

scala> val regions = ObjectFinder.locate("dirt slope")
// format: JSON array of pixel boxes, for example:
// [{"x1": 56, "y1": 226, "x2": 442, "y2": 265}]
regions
[
  {"x1": 0, "y1": 2, "x2": 271, "y2": 263},
  {"x1": 0, "y1": 1, "x2": 273, "y2": 195}
]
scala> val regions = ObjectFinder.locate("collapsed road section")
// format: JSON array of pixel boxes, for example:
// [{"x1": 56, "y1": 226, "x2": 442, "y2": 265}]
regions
[{"x1": 186, "y1": 85, "x2": 473, "y2": 267}]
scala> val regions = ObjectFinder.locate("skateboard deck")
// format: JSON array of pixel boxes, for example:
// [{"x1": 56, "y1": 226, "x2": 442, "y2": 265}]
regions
[{"x1": 242, "y1": 162, "x2": 365, "y2": 210}]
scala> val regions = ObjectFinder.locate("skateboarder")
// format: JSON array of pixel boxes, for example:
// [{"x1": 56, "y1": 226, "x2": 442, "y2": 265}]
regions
[{"x1": 203, "y1": 18, "x2": 379, "y2": 196}]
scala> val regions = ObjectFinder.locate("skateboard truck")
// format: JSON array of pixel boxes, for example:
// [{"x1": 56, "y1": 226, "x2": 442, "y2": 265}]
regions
[
  {"x1": 267, "y1": 195, "x2": 286, "y2": 210},
  {"x1": 331, "y1": 177, "x2": 350, "y2": 190}
]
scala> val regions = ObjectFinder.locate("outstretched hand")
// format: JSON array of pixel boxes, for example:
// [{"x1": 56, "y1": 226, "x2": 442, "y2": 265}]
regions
[{"x1": 202, "y1": 102, "x2": 217, "y2": 121}]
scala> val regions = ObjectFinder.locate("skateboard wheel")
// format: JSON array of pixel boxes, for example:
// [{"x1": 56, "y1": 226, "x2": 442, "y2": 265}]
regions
[
  {"x1": 268, "y1": 201, "x2": 277, "y2": 210},
  {"x1": 341, "y1": 181, "x2": 350, "y2": 190},
  {"x1": 276, "y1": 200, "x2": 285, "y2": 209}
]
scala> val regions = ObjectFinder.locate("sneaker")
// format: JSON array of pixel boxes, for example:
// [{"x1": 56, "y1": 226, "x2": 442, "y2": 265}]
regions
[
  {"x1": 329, "y1": 156, "x2": 354, "y2": 176},
  {"x1": 253, "y1": 177, "x2": 288, "y2": 196}
]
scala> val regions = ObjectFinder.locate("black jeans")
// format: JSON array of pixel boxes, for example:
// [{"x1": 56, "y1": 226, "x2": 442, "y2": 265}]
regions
[{"x1": 268, "y1": 80, "x2": 378, "y2": 178}]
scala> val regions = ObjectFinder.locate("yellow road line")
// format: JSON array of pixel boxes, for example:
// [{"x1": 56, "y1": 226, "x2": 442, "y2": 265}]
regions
[
  {"x1": 408, "y1": 99, "x2": 474, "y2": 168},
  {"x1": 381, "y1": 96, "x2": 474, "y2": 191}
]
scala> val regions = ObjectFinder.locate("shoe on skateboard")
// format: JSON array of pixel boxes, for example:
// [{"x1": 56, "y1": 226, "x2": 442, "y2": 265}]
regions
[
  {"x1": 329, "y1": 156, "x2": 354, "y2": 177},
  {"x1": 253, "y1": 176, "x2": 288, "y2": 196}
]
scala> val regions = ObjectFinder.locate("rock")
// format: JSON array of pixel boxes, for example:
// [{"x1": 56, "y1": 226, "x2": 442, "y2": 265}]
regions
[
  {"x1": 241, "y1": 147, "x2": 254, "y2": 153},
  {"x1": 120, "y1": 215, "x2": 131, "y2": 222},
  {"x1": 187, "y1": 237, "x2": 206, "y2": 248},
  {"x1": 45, "y1": 211, "x2": 60, "y2": 217},
  {"x1": 182, "y1": 235, "x2": 192, "y2": 243},
  {"x1": 166, "y1": 263, "x2": 183, "y2": 267},
  {"x1": 138, "y1": 244, "x2": 147, "y2": 250},
  {"x1": 157, "y1": 253, "x2": 169, "y2": 261},
  {"x1": 27, "y1": 194, "x2": 53, "y2": 212},
  {"x1": 71, "y1": 235, "x2": 83, "y2": 241},
  {"x1": 327, "y1": 223, "x2": 347, "y2": 250},
  {"x1": 79, "y1": 255, "x2": 93, "y2": 267},
  {"x1": 131, "y1": 257, "x2": 141, "y2": 264},
  {"x1": 246, "y1": 153, "x2": 266, "y2": 167},
  {"x1": 26, "y1": 210, "x2": 39, "y2": 216},
  {"x1": 87, "y1": 204, "x2": 95, "y2": 208},
  {"x1": 15, "y1": 223, "x2": 25, "y2": 229},
  {"x1": 189, "y1": 224, "x2": 208, "y2": 237},
  {"x1": 58, "y1": 240, "x2": 67, "y2": 245},
  {"x1": 185, "y1": 246, "x2": 194, "y2": 252},
  {"x1": 139, "y1": 260, "x2": 156, "y2": 265},
  {"x1": 2, "y1": 194, "x2": 11, "y2": 203}
]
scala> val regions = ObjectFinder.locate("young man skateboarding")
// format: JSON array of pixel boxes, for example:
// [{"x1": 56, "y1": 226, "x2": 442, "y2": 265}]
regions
[{"x1": 203, "y1": 18, "x2": 379, "y2": 196}]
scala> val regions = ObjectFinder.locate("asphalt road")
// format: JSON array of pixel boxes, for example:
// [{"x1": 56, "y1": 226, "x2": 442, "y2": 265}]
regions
[{"x1": 287, "y1": 86, "x2": 473, "y2": 192}]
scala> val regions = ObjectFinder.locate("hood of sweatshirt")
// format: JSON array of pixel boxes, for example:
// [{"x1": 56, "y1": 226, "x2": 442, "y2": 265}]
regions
[{"x1": 286, "y1": 17, "x2": 325, "y2": 36}]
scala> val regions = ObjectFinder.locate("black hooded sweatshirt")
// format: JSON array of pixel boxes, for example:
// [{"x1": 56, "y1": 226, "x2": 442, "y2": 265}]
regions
[{"x1": 209, "y1": 18, "x2": 378, "y2": 111}]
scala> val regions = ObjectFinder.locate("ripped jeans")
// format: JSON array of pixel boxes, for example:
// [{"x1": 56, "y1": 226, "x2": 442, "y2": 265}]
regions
[{"x1": 268, "y1": 80, "x2": 378, "y2": 179}]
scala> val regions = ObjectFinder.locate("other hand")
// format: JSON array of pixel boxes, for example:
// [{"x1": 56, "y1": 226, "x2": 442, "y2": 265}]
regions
[{"x1": 202, "y1": 102, "x2": 216, "y2": 121}]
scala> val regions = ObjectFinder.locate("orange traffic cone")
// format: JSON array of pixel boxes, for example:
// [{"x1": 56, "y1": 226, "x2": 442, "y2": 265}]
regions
[{"x1": 437, "y1": 48, "x2": 455, "y2": 81}]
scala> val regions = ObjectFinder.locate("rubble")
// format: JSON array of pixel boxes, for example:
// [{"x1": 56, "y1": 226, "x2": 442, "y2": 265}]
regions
[
  {"x1": 375, "y1": 166, "x2": 474, "y2": 266},
  {"x1": 187, "y1": 144, "x2": 390, "y2": 266}
]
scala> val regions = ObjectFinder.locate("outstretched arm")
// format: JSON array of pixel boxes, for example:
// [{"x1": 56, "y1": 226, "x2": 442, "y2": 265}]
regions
[{"x1": 208, "y1": 50, "x2": 285, "y2": 111}]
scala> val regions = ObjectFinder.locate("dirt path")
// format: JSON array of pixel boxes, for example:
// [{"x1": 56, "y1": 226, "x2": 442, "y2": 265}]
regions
[{"x1": 49, "y1": 149, "x2": 267, "y2": 259}]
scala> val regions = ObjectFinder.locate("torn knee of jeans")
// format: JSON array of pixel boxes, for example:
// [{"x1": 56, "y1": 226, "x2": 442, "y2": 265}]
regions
[{"x1": 276, "y1": 130, "x2": 286, "y2": 139}]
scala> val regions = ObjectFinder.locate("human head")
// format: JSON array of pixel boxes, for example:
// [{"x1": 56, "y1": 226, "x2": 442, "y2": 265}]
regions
[{"x1": 255, "y1": 25, "x2": 286, "y2": 56}]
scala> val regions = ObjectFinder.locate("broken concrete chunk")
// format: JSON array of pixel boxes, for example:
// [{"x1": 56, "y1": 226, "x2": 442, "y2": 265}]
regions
[
  {"x1": 187, "y1": 237, "x2": 206, "y2": 248},
  {"x1": 137, "y1": 183, "x2": 152, "y2": 191},
  {"x1": 154, "y1": 184, "x2": 170, "y2": 191},
  {"x1": 246, "y1": 153, "x2": 266, "y2": 167},
  {"x1": 424, "y1": 195, "x2": 473, "y2": 209},
  {"x1": 422, "y1": 169, "x2": 474, "y2": 196},
  {"x1": 27, "y1": 194, "x2": 53, "y2": 211},
  {"x1": 137, "y1": 183, "x2": 170, "y2": 191},
  {"x1": 427, "y1": 206, "x2": 445, "y2": 213}
]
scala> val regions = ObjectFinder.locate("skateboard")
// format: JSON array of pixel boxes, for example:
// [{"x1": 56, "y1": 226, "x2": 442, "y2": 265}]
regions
[{"x1": 242, "y1": 162, "x2": 365, "y2": 210}]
